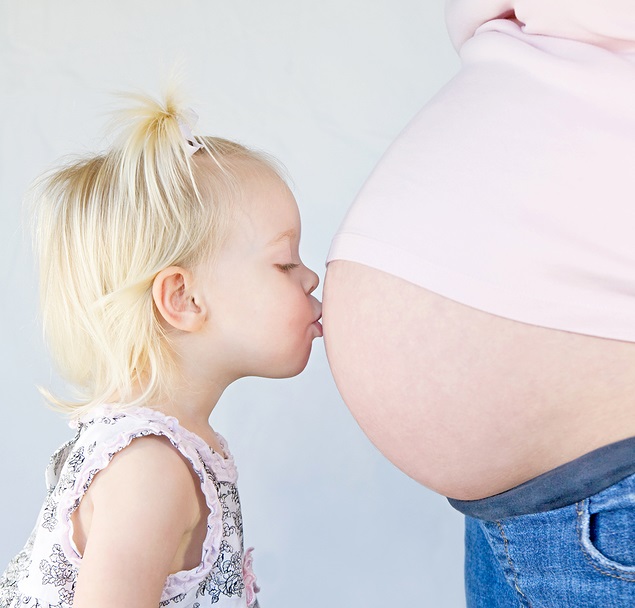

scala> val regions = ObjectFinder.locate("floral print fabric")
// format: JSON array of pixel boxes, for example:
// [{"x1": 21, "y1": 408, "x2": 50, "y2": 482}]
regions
[{"x1": 0, "y1": 405, "x2": 259, "y2": 608}]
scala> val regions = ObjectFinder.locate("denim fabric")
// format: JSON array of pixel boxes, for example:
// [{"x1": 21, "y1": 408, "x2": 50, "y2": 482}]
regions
[{"x1": 465, "y1": 473, "x2": 635, "y2": 607}]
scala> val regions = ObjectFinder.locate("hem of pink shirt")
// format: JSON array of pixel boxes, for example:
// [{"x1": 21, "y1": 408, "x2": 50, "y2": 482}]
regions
[{"x1": 327, "y1": 231, "x2": 635, "y2": 343}]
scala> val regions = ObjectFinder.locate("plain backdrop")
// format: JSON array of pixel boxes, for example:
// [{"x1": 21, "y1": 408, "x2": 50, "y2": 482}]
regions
[{"x1": 0, "y1": 1, "x2": 465, "y2": 606}]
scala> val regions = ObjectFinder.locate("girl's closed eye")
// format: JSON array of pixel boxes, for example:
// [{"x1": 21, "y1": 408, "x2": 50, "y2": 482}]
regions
[{"x1": 276, "y1": 263, "x2": 300, "y2": 272}]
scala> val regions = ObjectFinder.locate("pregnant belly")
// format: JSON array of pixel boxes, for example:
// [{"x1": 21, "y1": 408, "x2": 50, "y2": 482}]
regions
[{"x1": 323, "y1": 260, "x2": 635, "y2": 500}]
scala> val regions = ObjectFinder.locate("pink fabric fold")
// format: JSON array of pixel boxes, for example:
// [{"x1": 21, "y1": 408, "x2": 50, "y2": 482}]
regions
[{"x1": 446, "y1": 0, "x2": 635, "y2": 51}]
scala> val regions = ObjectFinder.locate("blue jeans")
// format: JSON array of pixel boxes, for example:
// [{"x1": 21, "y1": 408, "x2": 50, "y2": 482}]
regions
[{"x1": 465, "y1": 473, "x2": 635, "y2": 607}]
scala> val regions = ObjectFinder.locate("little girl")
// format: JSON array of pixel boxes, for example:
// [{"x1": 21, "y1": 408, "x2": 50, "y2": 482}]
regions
[{"x1": 0, "y1": 91, "x2": 322, "y2": 608}]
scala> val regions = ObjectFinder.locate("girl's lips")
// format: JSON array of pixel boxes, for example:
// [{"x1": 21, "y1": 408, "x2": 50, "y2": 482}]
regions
[{"x1": 313, "y1": 319, "x2": 323, "y2": 337}]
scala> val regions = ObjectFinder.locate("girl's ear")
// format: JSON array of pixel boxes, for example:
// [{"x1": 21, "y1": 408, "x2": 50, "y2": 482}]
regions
[{"x1": 152, "y1": 266, "x2": 206, "y2": 332}]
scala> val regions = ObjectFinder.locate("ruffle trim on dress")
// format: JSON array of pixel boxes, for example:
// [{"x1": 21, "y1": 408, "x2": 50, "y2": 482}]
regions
[
  {"x1": 56, "y1": 404, "x2": 236, "y2": 602},
  {"x1": 242, "y1": 547, "x2": 260, "y2": 608}
]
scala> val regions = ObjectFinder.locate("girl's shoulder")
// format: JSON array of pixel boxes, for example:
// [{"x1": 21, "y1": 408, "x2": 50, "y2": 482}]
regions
[{"x1": 47, "y1": 403, "x2": 239, "y2": 570}]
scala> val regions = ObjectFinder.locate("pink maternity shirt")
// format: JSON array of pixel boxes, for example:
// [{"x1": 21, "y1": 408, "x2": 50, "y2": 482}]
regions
[{"x1": 327, "y1": 0, "x2": 635, "y2": 341}]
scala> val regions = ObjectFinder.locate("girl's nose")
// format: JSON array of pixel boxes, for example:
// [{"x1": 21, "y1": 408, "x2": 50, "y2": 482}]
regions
[{"x1": 305, "y1": 267, "x2": 320, "y2": 294}]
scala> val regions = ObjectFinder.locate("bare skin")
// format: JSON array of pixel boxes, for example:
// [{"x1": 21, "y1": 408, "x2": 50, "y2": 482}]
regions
[
  {"x1": 323, "y1": 260, "x2": 635, "y2": 500},
  {"x1": 71, "y1": 437, "x2": 209, "y2": 607}
]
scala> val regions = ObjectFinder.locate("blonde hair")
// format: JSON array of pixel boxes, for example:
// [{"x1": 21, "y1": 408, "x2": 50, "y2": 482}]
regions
[{"x1": 32, "y1": 91, "x2": 278, "y2": 416}]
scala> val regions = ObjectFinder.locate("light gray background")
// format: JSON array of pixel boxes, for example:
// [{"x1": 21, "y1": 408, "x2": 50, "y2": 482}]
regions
[{"x1": 0, "y1": 1, "x2": 465, "y2": 606}]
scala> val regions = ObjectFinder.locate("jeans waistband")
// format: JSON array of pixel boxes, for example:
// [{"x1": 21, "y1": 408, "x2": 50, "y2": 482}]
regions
[{"x1": 448, "y1": 435, "x2": 635, "y2": 521}]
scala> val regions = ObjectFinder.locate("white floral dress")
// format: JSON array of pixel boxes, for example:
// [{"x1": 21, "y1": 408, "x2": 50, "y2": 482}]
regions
[{"x1": 0, "y1": 405, "x2": 260, "y2": 608}]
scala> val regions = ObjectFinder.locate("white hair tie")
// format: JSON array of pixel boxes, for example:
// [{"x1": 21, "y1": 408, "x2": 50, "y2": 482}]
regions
[{"x1": 178, "y1": 109, "x2": 203, "y2": 157}]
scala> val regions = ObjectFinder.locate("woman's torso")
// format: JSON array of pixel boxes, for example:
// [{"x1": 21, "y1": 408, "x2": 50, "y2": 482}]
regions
[
  {"x1": 324, "y1": 262, "x2": 635, "y2": 500},
  {"x1": 324, "y1": 6, "x2": 635, "y2": 500}
]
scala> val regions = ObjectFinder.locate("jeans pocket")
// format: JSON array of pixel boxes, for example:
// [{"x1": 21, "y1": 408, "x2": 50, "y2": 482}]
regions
[{"x1": 577, "y1": 475, "x2": 635, "y2": 578}]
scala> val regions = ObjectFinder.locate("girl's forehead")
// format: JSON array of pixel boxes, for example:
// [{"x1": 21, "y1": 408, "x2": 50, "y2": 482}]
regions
[
  {"x1": 228, "y1": 174, "x2": 301, "y2": 246},
  {"x1": 241, "y1": 169, "x2": 299, "y2": 216},
  {"x1": 242, "y1": 166, "x2": 292, "y2": 200}
]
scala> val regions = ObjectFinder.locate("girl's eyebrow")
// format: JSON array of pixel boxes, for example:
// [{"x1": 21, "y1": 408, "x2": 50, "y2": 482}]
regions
[{"x1": 268, "y1": 229, "x2": 297, "y2": 245}]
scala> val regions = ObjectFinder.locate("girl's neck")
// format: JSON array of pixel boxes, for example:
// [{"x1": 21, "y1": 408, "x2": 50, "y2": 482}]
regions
[
  {"x1": 119, "y1": 372, "x2": 231, "y2": 455},
  {"x1": 162, "y1": 398, "x2": 228, "y2": 457},
  {"x1": 159, "y1": 376, "x2": 228, "y2": 445}
]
